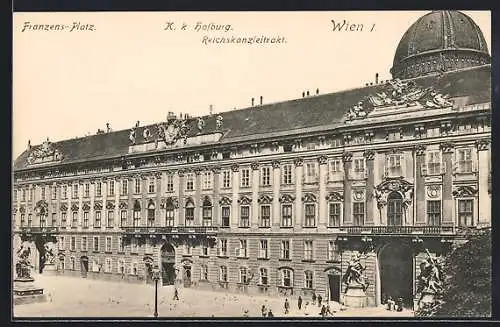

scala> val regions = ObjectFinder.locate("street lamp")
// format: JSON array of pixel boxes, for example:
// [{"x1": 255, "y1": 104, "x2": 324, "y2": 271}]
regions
[{"x1": 152, "y1": 265, "x2": 161, "y2": 318}]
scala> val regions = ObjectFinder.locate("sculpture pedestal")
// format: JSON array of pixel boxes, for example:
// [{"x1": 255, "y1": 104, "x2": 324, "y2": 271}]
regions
[
  {"x1": 343, "y1": 285, "x2": 367, "y2": 308},
  {"x1": 13, "y1": 277, "x2": 47, "y2": 305},
  {"x1": 418, "y1": 291, "x2": 437, "y2": 309}
]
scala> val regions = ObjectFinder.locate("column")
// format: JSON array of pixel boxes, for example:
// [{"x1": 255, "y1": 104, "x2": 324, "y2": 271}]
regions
[
  {"x1": 294, "y1": 158, "x2": 304, "y2": 227},
  {"x1": 195, "y1": 169, "x2": 202, "y2": 226},
  {"x1": 90, "y1": 180, "x2": 96, "y2": 228},
  {"x1": 102, "y1": 178, "x2": 108, "y2": 229},
  {"x1": 140, "y1": 175, "x2": 147, "y2": 226},
  {"x1": 212, "y1": 167, "x2": 221, "y2": 226},
  {"x1": 115, "y1": 177, "x2": 120, "y2": 230},
  {"x1": 364, "y1": 150, "x2": 375, "y2": 225},
  {"x1": 440, "y1": 143, "x2": 454, "y2": 226},
  {"x1": 272, "y1": 160, "x2": 281, "y2": 227},
  {"x1": 476, "y1": 139, "x2": 491, "y2": 226},
  {"x1": 251, "y1": 162, "x2": 259, "y2": 227},
  {"x1": 126, "y1": 177, "x2": 133, "y2": 227},
  {"x1": 414, "y1": 145, "x2": 426, "y2": 225},
  {"x1": 178, "y1": 170, "x2": 185, "y2": 226},
  {"x1": 342, "y1": 152, "x2": 353, "y2": 225},
  {"x1": 231, "y1": 164, "x2": 240, "y2": 228},
  {"x1": 78, "y1": 180, "x2": 84, "y2": 231},
  {"x1": 318, "y1": 156, "x2": 328, "y2": 228}
]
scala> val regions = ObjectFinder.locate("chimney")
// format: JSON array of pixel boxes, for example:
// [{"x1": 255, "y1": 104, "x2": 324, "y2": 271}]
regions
[
  {"x1": 251, "y1": 98, "x2": 255, "y2": 106},
  {"x1": 28, "y1": 140, "x2": 31, "y2": 149},
  {"x1": 106, "y1": 123, "x2": 110, "y2": 133},
  {"x1": 209, "y1": 105, "x2": 213, "y2": 116},
  {"x1": 306, "y1": 91, "x2": 310, "y2": 97},
  {"x1": 375, "y1": 73, "x2": 379, "y2": 84},
  {"x1": 136, "y1": 120, "x2": 140, "y2": 127},
  {"x1": 316, "y1": 88, "x2": 319, "y2": 95},
  {"x1": 302, "y1": 92, "x2": 305, "y2": 98},
  {"x1": 260, "y1": 96, "x2": 263, "y2": 105}
]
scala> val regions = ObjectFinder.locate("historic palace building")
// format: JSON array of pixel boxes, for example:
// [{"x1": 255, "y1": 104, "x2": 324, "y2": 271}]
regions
[{"x1": 13, "y1": 11, "x2": 490, "y2": 308}]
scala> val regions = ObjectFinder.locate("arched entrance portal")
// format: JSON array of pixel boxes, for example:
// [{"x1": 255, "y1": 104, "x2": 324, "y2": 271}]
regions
[
  {"x1": 161, "y1": 243, "x2": 176, "y2": 286},
  {"x1": 80, "y1": 256, "x2": 89, "y2": 278},
  {"x1": 378, "y1": 243, "x2": 413, "y2": 307}
]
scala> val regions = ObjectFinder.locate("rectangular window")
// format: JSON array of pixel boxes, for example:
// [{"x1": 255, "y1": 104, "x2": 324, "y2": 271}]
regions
[
  {"x1": 108, "y1": 180, "x2": 115, "y2": 196},
  {"x1": 93, "y1": 236, "x2": 99, "y2": 252},
  {"x1": 72, "y1": 211, "x2": 78, "y2": 227},
  {"x1": 201, "y1": 265, "x2": 208, "y2": 280},
  {"x1": 457, "y1": 148, "x2": 473, "y2": 173},
  {"x1": 219, "y1": 266, "x2": 227, "y2": 282},
  {"x1": 134, "y1": 178, "x2": 141, "y2": 194},
  {"x1": 40, "y1": 215, "x2": 46, "y2": 228},
  {"x1": 70, "y1": 236, "x2": 76, "y2": 251},
  {"x1": 304, "y1": 271, "x2": 313, "y2": 289},
  {"x1": 239, "y1": 267, "x2": 248, "y2": 284},
  {"x1": 29, "y1": 188, "x2": 34, "y2": 201},
  {"x1": 218, "y1": 239, "x2": 228, "y2": 257},
  {"x1": 281, "y1": 204, "x2": 293, "y2": 227},
  {"x1": 329, "y1": 160, "x2": 342, "y2": 180},
  {"x1": 95, "y1": 211, "x2": 101, "y2": 228},
  {"x1": 166, "y1": 175, "x2": 174, "y2": 192},
  {"x1": 282, "y1": 269, "x2": 292, "y2": 287},
  {"x1": 329, "y1": 203, "x2": 341, "y2": 227},
  {"x1": 281, "y1": 240, "x2": 290, "y2": 260},
  {"x1": 41, "y1": 186, "x2": 46, "y2": 200},
  {"x1": 52, "y1": 213, "x2": 57, "y2": 227},
  {"x1": 427, "y1": 151, "x2": 442, "y2": 175},
  {"x1": 147, "y1": 209, "x2": 155, "y2": 227},
  {"x1": 222, "y1": 170, "x2": 231, "y2": 188},
  {"x1": 61, "y1": 212, "x2": 67, "y2": 227},
  {"x1": 165, "y1": 209, "x2": 174, "y2": 227},
  {"x1": 28, "y1": 214, "x2": 32, "y2": 227},
  {"x1": 282, "y1": 164, "x2": 293, "y2": 185},
  {"x1": 82, "y1": 236, "x2": 88, "y2": 251},
  {"x1": 94, "y1": 182, "x2": 101, "y2": 197},
  {"x1": 84, "y1": 183, "x2": 90, "y2": 197},
  {"x1": 61, "y1": 186, "x2": 67, "y2": 199},
  {"x1": 221, "y1": 206, "x2": 230, "y2": 227},
  {"x1": 107, "y1": 211, "x2": 114, "y2": 227},
  {"x1": 328, "y1": 241, "x2": 339, "y2": 261},
  {"x1": 202, "y1": 206, "x2": 212, "y2": 226},
  {"x1": 353, "y1": 158, "x2": 365, "y2": 178},
  {"x1": 148, "y1": 179, "x2": 155, "y2": 193},
  {"x1": 201, "y1": 244, "x2": 209, "y2": 257},
  {"x1": 83, "y1": 212, "x2": 89, "y2": 228},
  {"x1": 131, "y1": 238, "x2": 138, "y2": 253},
  {"x1": 304, "y1": 203, "x2": 316, "y2": 227},
  {"x1": 260, "y1": 205, "x2": 271, "y2": 227},
  {"x1": 121, "y1": 180, "x2": 128, "y2": 195},
  {"x1": 22, "y1": 189, "x2": 26, "y2": 201},
  {"x1": 118, "y1": 259, "x2": 125, "y2": 274},
  {"x1": 120, "y1": 210, "x2": 127, "y2": 227},
  {"x1": 304, "y1": 240, "x2": 313, "y2": 261},
  {"x1": 240, "y1": 169, "x2": 251, "y2": 188},
  {"x1": 105, "y1": 258, "x2": 112, "y2": 273},
  {"x1": 386, "y1": 154, "x2": 403, "y2": 177},
  {"x1": 427, "y1": 200, "x2": 441, "y2": 226},
  {"x1": 131, "y1": 262, "x2": 138, "y2": 275},
  {"x1": 261, "y1": 167, "x2": 271, "y2": 186},
  {"x1": 305, "y1": 162, "x2": 317, "y2": 183},
  {"x1": 133, "y1": 210, "x2": 140, "y2": 227},
  {"x1": 259, "y1": 239, "x2": 268, "y2": 259},
  {"x1": 237, "y1": 239, "x2": 248, "y2": 257},
  {"x1": 202, "y1": 171, "x2": 212, "y2": 189},
  {"x1": 118, "y1": 236, "x2": 124, "y2": 252},
  {"x1": 186, "y1": 173, "x2": 194, "y2": 191},
  {"x1": 52, "y1": 186, "x2": 57, "y2": 200},
  {"x1": 353, "y1": 202, "x2": 365, "y2": 225},
  {"x1": 458, "y1": 199, "x2": 474, "y2": 227},
  {"x1": 240, "y1": 206, "x2": 250, "y2": 227},
  {"x1": 58, "y1": 236, "x2": 65, "y2": 250},
  {"x1": 185, "y1": 207, "x2": 194, "y2": 226},
  {"x1": 72, "y1": 184, "x2": 78, "y2": 199},
  {"x1": 260, "y1": 268, "x2": 268, "y2": 285}
]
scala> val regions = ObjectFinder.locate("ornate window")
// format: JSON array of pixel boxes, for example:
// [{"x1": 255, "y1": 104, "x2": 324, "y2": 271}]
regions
[
  {"x1": 304, "y1": 270, "x2": 313, "y2": 289},
  {"x1": 185, "y1": 199, "x2": 195, "y2": 226},
  {"x1": 303, "y1": 240, "x2": 313, "y2": 261},
  {"x1": 387, "y1": 192, "x2": 403, "y2": 226},
  {"x1": 240, "y1": 168, "x2": 251, "y2": 188},
  {"x1": 61, "y1": 212, "x2": 67, "y2": 227},
  {"x1": 107, "y1": 210, "x2": 114, "y2": 228},
  {"x1": 222, "y1": 170, "x2": 231, "y2": 189},
  {"x1": 105, "y1": 236, "x2": 112, "y2": 252},
  {"x1": 121, "y1": 180, "x2": 128, "y2": 195},
  {"x1": 282, "y1": 164, "x2": 293, "y2": 185},
  {"x1": 165, "y1": 201, "x2": 175, "y2": 227},
  {"x1": 458, "y1": 199, "x2": 474, "y2": 227},
  {"x1": 304, "y1": 203, "x2": 316, "y2": 227},
  {"x1": 237, "y1": 239, "x2": 248, "y2": 258},
  {"x1": 219, "y1": 266, "x2": 228, "y2": 282},
  {"x1": 427, "y1": 200, "x2": 441, "y2": 226},
  {"x1": 148, "y1": 178, "x2": 155, "y2": 194},
  {"x1": 328, "y1": 160, "x2": 342, "y2": 181},
  {"x1": 82, "y1": 236, "x2": 88, "y2": 251},
  {"x1": 329, "y1": 203, "x2": 341, "y2": 227},
  {"x1": 457, "y1": 148, "x2": 473, "y2": 173},
  {"x1": 166, "y1": 174, "x2": 174, "y2": 192},
  {"x1": 281, "y1": 240, "x2": 290, "y2": 260},
  {"x1": 221, "y1": 206, "x2": 230, "y2": 227},
  {"x1": 259, "y1": 240, "x2": 268, "y2": 259},
  {"x1": 353, "y1": 202, "x2": 365, "y2": 226},
  {"x1": 352, "y1": 158, "x2": 365, "y2": 179},
  {"x1": 259, "y1": 267, "x2": 268, "y2": 285},
  {"x1": 304, "y1": 162, "x2": 317, "y2": 183},
  {"x1": 202, "y1": 197, "x2": 212, "y2": 227},
  {"x1": 240, "y1": 205, "x2": 250, "y2": 227},
  {"x1": 186, "y1": 173, "x2": 194, "y2": 191},
  {"x1": 281, "y1": 204, "x2": 293, "y2": 227},
  {"x1": 134, "y1": 178, "x2": 141, "y2": 194},
  {"x1": 147, "y1": 200, "x2": 155, "y2": 227},
  {"x1": 426, "y1": 151, "x2": 442, "y2": 175},
  {"x1": 120, "y1": 210, "x2": 127, "y2": 227},
  {"x1": 133, "y1": 200, "x2": 141, "y2": 227},
  {"x1": 202, "y1": 171, "x2": 212, "y2": 190},
  {"x1": 72, "y1": 211, "x2": 78, "y2": 227},
  {"x1": 109, "y1": 180, "x2": 115, "y2": 196},
  {"x1": 281, "y1": 269, "x2": 293, "y2": 287},
  {"x1": 93, "y1": 236, "x2": 99, "y2": 252},
  {"x1": 261, "y1": 167, "x2": 271, "y2": 186},
  {"x1": 83, "y1": 211, "x2": 89, "y2": 228},
  {"x1": 218, "y1": 239, "x2": 228, "y2": 257},
  {"x1": 260, "y1": 205, "x2": 271, "y2": 227},
  {"x1": 239, "y1": 267, "x2": 248, "y2": 284},
  {"x1": 386, "y1": 154, "x2": 404, "y2": 177}
]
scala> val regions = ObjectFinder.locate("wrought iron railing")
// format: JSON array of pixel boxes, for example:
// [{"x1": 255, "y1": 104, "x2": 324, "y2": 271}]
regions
[
  {"x1": 121, "y1": 226, "x2": 219, "y2": 235},
  {"x1": 18, "y1": 226, "x2": 59, "y2": 234},
  {"x1": 340, "y1": 225, "x2": 455, "y2": 235}
]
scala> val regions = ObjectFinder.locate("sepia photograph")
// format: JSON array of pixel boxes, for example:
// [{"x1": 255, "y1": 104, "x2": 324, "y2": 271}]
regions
[{"x1": 12, "y1": 10, "x2": 491, "y2": 319}]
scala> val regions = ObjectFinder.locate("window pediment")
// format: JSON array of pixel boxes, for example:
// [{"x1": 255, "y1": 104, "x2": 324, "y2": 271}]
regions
[
  {"x1": 219, "y1": 196, "x2": 232, "y2": 206},
  {"x1": 258, "y1": 194, "x2": 273, "y2": 204},
  {"x1": 302, "y1": 193, "x2": 317, "y2": 203},
  {"x1": 238, "y1": 195, "x2": 252, "y2": 205},
  {"x1": 279, "y1": 194, "x2": 295, "y2": 203}
]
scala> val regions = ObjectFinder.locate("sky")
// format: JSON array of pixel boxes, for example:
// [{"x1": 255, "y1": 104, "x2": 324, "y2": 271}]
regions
[{"x1": 12, "y1": 11, "x2": 491, "y2": 159}]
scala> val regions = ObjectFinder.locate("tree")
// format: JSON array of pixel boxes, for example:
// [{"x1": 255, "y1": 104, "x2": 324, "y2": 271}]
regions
[{"x1": 416, "y1": 228, "x2": 491, "y2": 317}]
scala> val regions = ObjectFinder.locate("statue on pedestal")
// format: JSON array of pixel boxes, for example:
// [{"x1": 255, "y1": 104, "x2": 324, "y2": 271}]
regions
[
  {"x1": 417, "y1": 249, "x2": 444, "y2": 306},
  {"x1": 342, "y1": 252, "x2": 369, "y2": 292},
  {"x1": 15, "y1": 243, "x2": 33, "y2": 280},
  {"x1": 43, "y1": 243, "x2": 55, "y2": 265}
]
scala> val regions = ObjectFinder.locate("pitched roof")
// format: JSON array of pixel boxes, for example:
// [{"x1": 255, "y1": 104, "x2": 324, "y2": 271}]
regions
[{"x1": 14, "y1": 65, "x2": 491, "y2": 171}]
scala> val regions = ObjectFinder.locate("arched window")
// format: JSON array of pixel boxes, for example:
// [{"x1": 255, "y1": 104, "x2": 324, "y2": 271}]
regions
[
  {"x1": 259, "y1": 267, "x2": 268, "y2": 285},
  {"x1": 387, "y1": 192, "x2": 403, "y2": 226},
  {"x1": 185, "y1": 198, "x2": 195, "y2": 226},
  {"x1": 202, "y1": 197, "x2": 212, "y2": 227},
  {"x1": 133, "y1": 200, "x2": 141, "y2": 227},
  {"x1": 147, "y1": 200, "x2": 155, "y2": 227}
]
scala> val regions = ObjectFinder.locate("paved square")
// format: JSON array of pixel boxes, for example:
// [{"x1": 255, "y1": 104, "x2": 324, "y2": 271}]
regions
[{"x1": 13, "y1": 274, "x2": 414, "y2": 318}]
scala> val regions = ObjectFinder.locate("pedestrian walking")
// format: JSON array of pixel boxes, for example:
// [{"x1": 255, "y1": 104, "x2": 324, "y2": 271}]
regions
[
  {"x1": 298, "y1": 295, "x2": 303, "y2": 310},
  {"x1": 318, "y1": 294, "x2": 323, "y2": 307},
  {"x1": 312, "y1": 292, "x2": 317, "y2": 305},
  {"x1": 397, "y1": 297, "x2": 404, "y2": 312},
  {"x1": 267, "y1": 309, "x2": 274, "y2": 317},
  {"x1": 173, "y1": 287, "x2": 179, "y2": 301},
  {"x1": 320, "y1": 305, "x2": 326, "y2": 318},
  {"x1": 261, "y1": 305, "x2": 267, "y2": 317},
  {"x1": 284, "y1": 298, "x2": 290, "y2": 314}
]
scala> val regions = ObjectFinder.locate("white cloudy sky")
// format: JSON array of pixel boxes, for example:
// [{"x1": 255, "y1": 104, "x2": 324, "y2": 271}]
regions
[{"x1": 12, "y1": 11, "x2": 491, "y2": 159}]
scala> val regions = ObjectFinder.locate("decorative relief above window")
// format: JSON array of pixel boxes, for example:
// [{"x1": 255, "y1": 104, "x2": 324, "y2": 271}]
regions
[
  {"x1": 279, "y1": 194, "x2": 295, "y2": 203},
  {"x1": 219, "y1": 196, "x2": 232, "y2": 206},
  {"x1": 326, "y1": 191, "x2": 343, "y2": 202},
  {"x1": 374, "y1": 177, "x2": 414, "y2": 209},
  {"x1": 301, "y1": 193, "x2": 317, "y2": 203},
  {"x1": 452, "y1": 185, "x2": 478, "y2": 198},
  {"x1": 94, "y1": 202, "x2": 103, "y2": 211},
  {"x1": 427, "y1": 185, "x2": 441, "y2": 199},
  {"x1": 161, "y1": 197, "x2": 179, "y2": 209},
  {"x1": 257, "y1": 194, "x2": 273, "y2": 204},
  {"x1": 238, "y1": 195, "x2": 252, "y2": 205}
]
